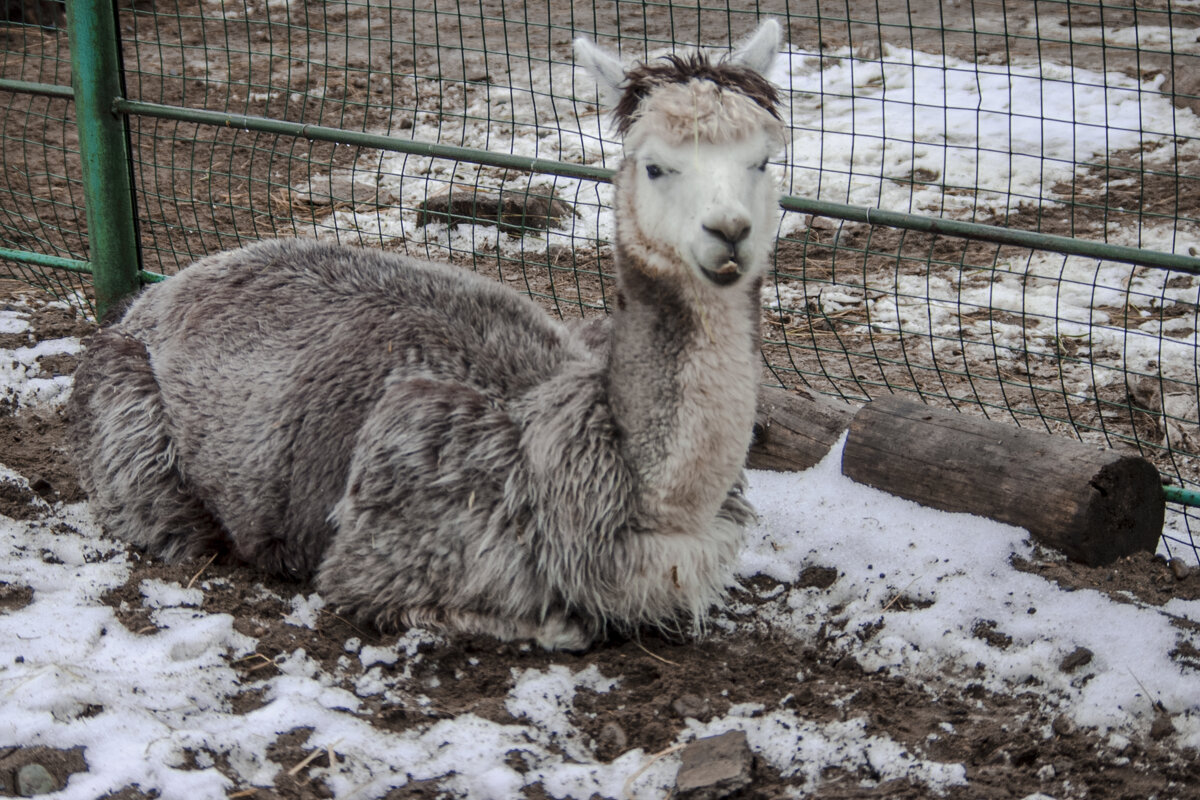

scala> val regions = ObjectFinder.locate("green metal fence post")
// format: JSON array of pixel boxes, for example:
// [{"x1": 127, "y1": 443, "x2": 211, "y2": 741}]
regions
[{"x1": 66, "y1": 0, "x2": 140, "y2": 318}]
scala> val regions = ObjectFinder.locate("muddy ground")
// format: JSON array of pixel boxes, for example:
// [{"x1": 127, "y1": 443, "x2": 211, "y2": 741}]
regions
[
  {"x1": 2, "y1": 1, "x2": 1200, "y2": 796},
  {"x1": 1, "y1": 267, "x2": 1199, "y2": 799}
]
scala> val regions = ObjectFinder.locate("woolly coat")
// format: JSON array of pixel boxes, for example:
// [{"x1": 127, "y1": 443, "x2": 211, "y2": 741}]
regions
[{"x1": 69, "y1": 239, "x2": 756, "y2": 646}]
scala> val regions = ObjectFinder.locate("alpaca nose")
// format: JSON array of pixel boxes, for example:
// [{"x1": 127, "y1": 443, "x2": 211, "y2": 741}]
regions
[{"x1": 703, "y1": 217, "x2": 751, "y2": 247}]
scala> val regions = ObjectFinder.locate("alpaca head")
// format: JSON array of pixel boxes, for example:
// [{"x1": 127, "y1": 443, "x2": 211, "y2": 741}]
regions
[{"x1": 575, "y1": 20, "x2": 787, "y2": 288}]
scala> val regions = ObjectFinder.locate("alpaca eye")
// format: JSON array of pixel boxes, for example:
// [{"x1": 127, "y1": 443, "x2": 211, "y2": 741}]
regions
[
  {"x1": 755, "y1": 159, "x2": 769, "y2": 172},
  {"x1": 645, "y1": 164, "x2": 664, "y2": 179}
]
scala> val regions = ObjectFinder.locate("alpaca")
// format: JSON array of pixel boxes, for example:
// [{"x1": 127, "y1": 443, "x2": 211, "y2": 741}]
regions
[{"x1": 68, "y1": 20, "x2": 788, "y2": 650}]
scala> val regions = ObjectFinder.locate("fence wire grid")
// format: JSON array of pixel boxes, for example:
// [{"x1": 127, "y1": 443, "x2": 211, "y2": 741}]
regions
[{"x1": 2, "y1": 0, "x2": 1200, "y2": 562}]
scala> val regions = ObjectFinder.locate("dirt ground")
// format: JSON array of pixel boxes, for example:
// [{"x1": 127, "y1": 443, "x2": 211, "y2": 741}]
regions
[
  {"x1": 1, "y1": 278, "x2": 1199, "y2": 798},
  {"x1": 2, "y1": 1, "x2": 1200, "y2": 797}
]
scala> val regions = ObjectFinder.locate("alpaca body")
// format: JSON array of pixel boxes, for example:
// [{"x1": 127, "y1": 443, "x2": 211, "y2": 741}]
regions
[{"x1": 69, "y1": 22, "x2": 787, "y2": 649}]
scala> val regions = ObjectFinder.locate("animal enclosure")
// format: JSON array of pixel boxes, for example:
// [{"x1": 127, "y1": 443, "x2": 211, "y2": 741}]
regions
[{"x1": 2, "y1": 0, "x2": 1199, "y2": 561}]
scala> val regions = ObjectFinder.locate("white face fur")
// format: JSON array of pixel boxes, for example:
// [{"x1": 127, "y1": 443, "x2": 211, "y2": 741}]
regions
[
  {"x1": 575, "y1": 19, "x2": 787, "y2": 287},
  {"x1": 626, "y1": 123, "x2": 782, "y2": 285}
]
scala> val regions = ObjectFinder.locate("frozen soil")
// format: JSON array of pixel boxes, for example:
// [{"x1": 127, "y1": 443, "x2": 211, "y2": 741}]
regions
[
  {"x1": 2, "y1": 1, "x2": 1200, "y2": 797},
  {"x1": 1, "y1": 283, "x2": 1198, "y2": 799}
]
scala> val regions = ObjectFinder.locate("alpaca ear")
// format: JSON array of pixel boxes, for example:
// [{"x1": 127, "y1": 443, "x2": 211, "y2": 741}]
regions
[
  {"x1": 574, "y1": 37, "x2": 627, "y2": 103},
  {"x1": 730, "y1": 18, "x2": 781, "y2": 76}
]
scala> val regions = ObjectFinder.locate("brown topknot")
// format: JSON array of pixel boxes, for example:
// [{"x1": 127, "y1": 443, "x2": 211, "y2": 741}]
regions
[{"x1": 612, "y1": 52, "x2": 782, "y2": 136}]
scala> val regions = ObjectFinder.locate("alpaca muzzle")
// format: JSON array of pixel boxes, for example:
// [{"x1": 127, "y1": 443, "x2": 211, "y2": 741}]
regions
[{"x1": 702, "y1": 258, "x2": 744, "y2": 286}]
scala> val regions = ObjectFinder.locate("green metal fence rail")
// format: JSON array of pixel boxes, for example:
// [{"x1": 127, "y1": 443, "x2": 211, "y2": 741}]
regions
[
  {"x1": 65, "y1": 0, "x2": 140, "y2": 315},
  {"x1": 3, "y1": 0, "x2": 1200, "y2": 563}
]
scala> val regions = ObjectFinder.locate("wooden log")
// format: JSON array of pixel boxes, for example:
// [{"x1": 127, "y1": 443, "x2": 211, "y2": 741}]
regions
[
  {"x1": 747, "y1": 385, "x2": 856, "y2": 472},
  {"x1": 840, "y1": 396, "x2": 1164, "y2": 566}
]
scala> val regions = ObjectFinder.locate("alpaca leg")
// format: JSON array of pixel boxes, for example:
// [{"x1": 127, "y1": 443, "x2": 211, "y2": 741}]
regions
[
  {"x1": 69, "y1": 330, "x2": 228, "y2": 561},
  {"x1": 528, "y1": 612, "x2": 596, "y2": 652},
  {"x1": 372, "y1": 605, "x2": 593, "y2": 652}
]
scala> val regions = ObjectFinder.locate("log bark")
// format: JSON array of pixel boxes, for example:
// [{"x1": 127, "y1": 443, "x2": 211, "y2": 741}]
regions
[
  {"x1": 839, "y1": 396, "x2": 1163, "y2": 566},
  {"x1": 747, "y1": 385, "x2": 855, "y2": 471}
]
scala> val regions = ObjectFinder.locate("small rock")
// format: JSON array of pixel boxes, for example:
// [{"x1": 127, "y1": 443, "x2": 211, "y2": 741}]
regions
[
  {"x1": 675, "y1": 730, "x2": 752, "y2": 800},
  {"x1": 27, "y1": 474, "x2": 55, "y2": 499},
  {"x1": 986, "y1": 748, "x2": 1010, "y2": 766},
  {"x1": 671, "y1": 693, "x2": 711, "y2": 719},
  {"x1": 1059, "y1": 647, "x2": 1093, "y2": 673},
  {"x1": 597, "y1": 721, "x2": 628, "y2": 756},
  {"x1": 1169, "y1": 558, "x2": 1193, "y2": 580},
  {"x1": 1036, "y1": 763, "x2": 1056, "y2": 781},
  {"x1": 17, "y1": 763, "x2": 57, "y2": 796},
  {"x1": 791, "y1": 685, "x2": 815, "y2": 706},
  {"x1": 797, "y1": 565, "x2": 838, "y2": 589},
  {"x1": 1051, "y1": 715, "x2": 1076, "y2": 737},
  {"x1": 834, "y1": 654, "x2": 861, "y2": 674},
  {"x1": 1149, "y1": 714, "x2": 1176, "y2": 741},
  {"x1": 1012, "y1": 746, "x2": 1039, "y2": 767}
]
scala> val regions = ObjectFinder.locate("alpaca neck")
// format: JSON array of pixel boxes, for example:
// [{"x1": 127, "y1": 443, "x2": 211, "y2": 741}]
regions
[{"x1": 605, "y1": 247, "x2": 762, "y2": 533}]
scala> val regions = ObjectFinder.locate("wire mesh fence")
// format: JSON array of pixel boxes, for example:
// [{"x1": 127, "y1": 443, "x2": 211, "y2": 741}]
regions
[
  {"x1": 0, "y1": 1, "x2": 90, "y2": 302},
  {"x1": 2, "y1": 0, "x2": 1199, "y2": 561}
]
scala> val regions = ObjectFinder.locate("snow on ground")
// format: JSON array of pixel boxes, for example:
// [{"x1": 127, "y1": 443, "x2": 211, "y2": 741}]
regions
[
  {"x1": 772, "y1": 45, "x2": 1189, "y2": 217},
  {"x1": 2, "y1": 28, "x2": 1198, "y2": 800},
  {"x1": 0, "y1": 302, "x2": 79, "y2": 412},
  {"x1": 0, "y1": 299, "x2": 1196, "y2": 798}
]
